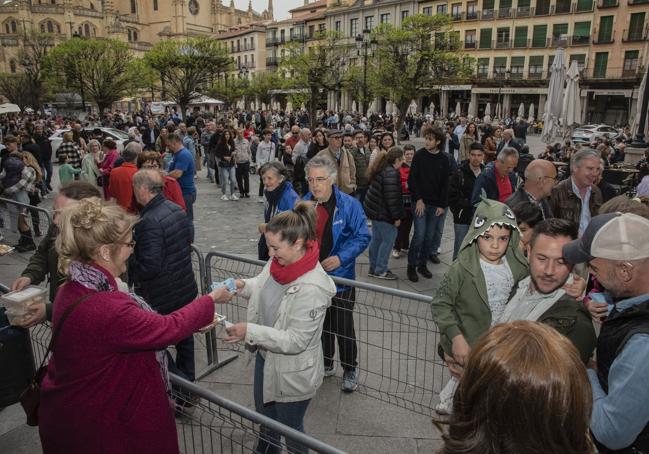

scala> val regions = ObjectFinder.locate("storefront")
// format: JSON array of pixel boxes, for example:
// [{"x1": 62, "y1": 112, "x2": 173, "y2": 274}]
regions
[{"x1": 582, "y1": 89, "x2": 635, "y2": 126}]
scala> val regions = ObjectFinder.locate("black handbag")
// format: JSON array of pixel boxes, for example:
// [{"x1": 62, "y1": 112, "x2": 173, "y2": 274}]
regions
[{"x1": 19, "y1": 292, "x2": 93, "y2": 426}]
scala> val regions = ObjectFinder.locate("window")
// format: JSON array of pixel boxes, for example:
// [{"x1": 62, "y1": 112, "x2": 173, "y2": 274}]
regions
[
  {"x1": 436, "y1": 4, "x2": 448, "y2": 14},
  {"x1": 593, "y1": 52, "x2": 608, "y2": 78},
  {"x1": 555, "y1": 0, "x2": 570, "y2": 13},
  {"x1": 623, "y1": 50, "x2": 639, "y2": 75},
  {"x1": 465, "y1": 29, "x2": 476, "y2": 48},
  {"x1": 483, "y1": 0, "x2": 495, "y2": 9},
  {"x1": 479, "y1": 28, "x2": 493, "y2": 48},
  {"x1": 451, "y1": 3, "x2": 462, "y2": 19},
  {"x1": 553, "y1": 23, "x2": 568, "y2": 45},
  {"x1": 9, "y1": 60, "x2": 16, "y2": 73},
  {"x1": 511, "y1": 56, "x2": 524, "y2": 78},
  {"x1": 496, "y1": 27, "x2": 510, "y2": 47},
  {"x1": 629, "y1": 13, "x2": 645, "y2": 40},
  {"x1": 250, "y1": 37, "x2": 254, "y2": 49},
  {"x1": 401, "y1": 10, "x2": 409, "y2": 21},
  {"x1": 423, "y1": 6, "x2": 432, "y2": 15},
  {"x1": 334, "y1": 21, "x2": 341, "y2": 32},
  {"x1": 365, "y1": 16, "x2": 374, "y2": 31},
  {"x1": 477, "y1": 57, "x2": 490, "y2": 77},
  {"x1": 280, "y1": 29, "x2": 285, "y2": 42},
  {"x1": 350, "y1": 18, "x2": 358, "y2": 37},
  {"x1": 494, "y1": 56, "x2": 507, "y2": 74},
  {"x1": 529, "y1": 55, "x2": 544, "y2": 77},
  {"x1": 85, "y1": 23, "x2": 90, "y2": 37},
  {"x1": 237, "y1": 39, "x2": 240, "y2": 51},
  {"x1": 380, "y1": 13, "x2": 391, "y2": 24},
  {"x1": 598, "y1": 16, "x2": 614, "y2": 43},
  {"x1": 231, "y1": 41, "x2": 234, "y2": 52},
  {"x1": 576, "y1": 0, "x2": 593, "y2": 11},
  {"x1": 47, "y1": 21, "x2": 53, "y2": 33},
  {"x1": 250, "y1": 54, "x2": 255, "y2": 67},
  {"x1": 435, "y1": 32, "x2": 447, "y2": 50},
  {"x1": 569, "y1": 54, "x2": 586, "y2": 71},
  {"x1": 8, "y1": 20, "x2": 17, "y2": 34},
  {"x1": 573, "y1": 21, "x2": 591, "y2": 44},
  {"x1": 514, "y1": 26, "x2": 528, "y2": 47},
  {"x1": 319, "y1": 23, "x2": 326, "y2": 32},
  {"x1": 467, "y1": 2, "x2": 478, "y2": 18},
  {"x1": 130, "y1": 0, "x2": 136, "y2": 14},
  {"x1": 532, "y1": 24, "x2": 547, "y2": 47},
  {"x1": 153, "y1": 0, "x2": 158, "y2": 10},
  {"x1": 308, "y1": 25, "x2": 314, "y2": 37},
  {"x1": 535, "y1": 0, "x2": 550, "y2": 14},
  {"x1": 499, "y1": 0, "x2": 512, "y2": 13}
]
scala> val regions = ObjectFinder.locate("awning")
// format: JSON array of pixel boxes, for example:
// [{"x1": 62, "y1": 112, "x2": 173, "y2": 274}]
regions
[{"x1": 0, "y1": 103, "x2": 21, "y2": 114}]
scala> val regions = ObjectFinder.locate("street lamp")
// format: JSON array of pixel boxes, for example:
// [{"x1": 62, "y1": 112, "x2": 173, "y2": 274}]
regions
[{"x1": 355, "y1": 29, "x2": 377, "y2": 115}]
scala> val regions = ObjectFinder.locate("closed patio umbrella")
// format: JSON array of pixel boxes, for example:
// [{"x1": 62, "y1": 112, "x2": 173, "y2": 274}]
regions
[
  {"x1": 631, "y1": 68, "x2": 648, "y2": 141},
  {"x1": 562, "y1": 60, "x2": 582, "y2": 140},
  {"x1": 528, "y1": 103, "x2": 535, "y2": 122},
  {"x1": 541, "y1": 48, "x2": 566, "y2": 143},
  {"x1": 455, "y1": 101, "x2": 461, "y2": 117},
  {"x1": 484, "y1": 102, "x2": 492, "y2": 118},
  {"x1": 518, "y1": 102, "x2": 525, "y2": 119}
]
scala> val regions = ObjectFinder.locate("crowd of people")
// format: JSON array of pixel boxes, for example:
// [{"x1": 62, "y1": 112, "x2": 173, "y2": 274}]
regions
[{"x1": 1, "y1": 105, "x2": 649, "y2": 454}]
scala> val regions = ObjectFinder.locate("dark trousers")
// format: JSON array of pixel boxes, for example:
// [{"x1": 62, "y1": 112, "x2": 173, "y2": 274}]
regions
[
  {"x1": 258, "y1": 175, "x2": 265, "y2": 197},
  {"x1": 41, "y1": 160, "x2": 53, "y2": 189},
  {"x1": 213, "y1": 160, "x2": 220, "y2": 184},
  {"x1": 322, "y1": 288, "x2": 358, "y2": 371},
  {"x1": 167, "y1": 335, "x2": 196, "y2": 382},
  {"x1": 236, "y1": 161, "x2": 250, "y2": 195},
  {"x1": 254, "y1": 354, "x2": 310, "y2": 454},
  {"x1": 182, "y1": 191, "x2": 196, "y2": 242},
  {"x1": 394, "y1": 208, "x2": 413, "y2": 251}
]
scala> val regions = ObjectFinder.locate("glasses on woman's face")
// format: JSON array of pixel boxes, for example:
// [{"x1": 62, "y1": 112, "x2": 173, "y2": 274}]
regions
[{"x1": 117, "y1": 240, "x2": 136, "y2": 248}]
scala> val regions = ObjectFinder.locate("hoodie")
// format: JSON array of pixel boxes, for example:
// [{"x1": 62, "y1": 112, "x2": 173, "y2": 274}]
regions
[{"x1": 431, "y1": 195, "x2": 529, "y2": 356}]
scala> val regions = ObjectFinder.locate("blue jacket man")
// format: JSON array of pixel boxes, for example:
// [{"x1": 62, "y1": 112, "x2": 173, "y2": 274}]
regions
[
  {"x1": 470, "y1": 149, "x2": 520, "y2": 206},
  {"x1": 304, "y1": 155, "x2": 370, "y2": 394}
]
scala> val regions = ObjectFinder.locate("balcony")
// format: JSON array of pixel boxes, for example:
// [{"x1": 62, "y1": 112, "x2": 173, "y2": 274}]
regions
[
  {"x1": 515, "y1": 6, "x2": 531, "y2": 16},
  {"x1": 535, "y1": 5, "x2": 551, "y2": 14},
  {"x1": 574, "y1": 0, "x2": 595, "y2": 11},
  {"x1": 528, "y1": 71, "x2": 546, "y2": 79},
  {"x1": 551, "y1": 3, "x2": 572, "y2": 14},
  {"x1": 481, "y1": 8, "x2": 495, "y2": 19},
  {"x1": 290, "y1": 34, "x2": 305, "y2": 42},
  {"x1": 571, "y1": 35, "x2": 591, "y2": 45},
  {"x1": 464, "y1": 41, "x2": 477, "y2": 49},
  {"x1": 597, "y1": 0, "x2": 619, "y2": 6},
  {"x1": 452, "y1": 13, "x2": 463, "y2": 20},
  {"x1": 121, "y1": 14, "x2": 139, "y2": 24},
  {"x1": 476, "y1": 72, "x2": 489, "y2": 79},
  {"x1": 592, "y1": 31, "x2": 614, "y2": 44},
  {"x1": 549, "y1": 36, "x2": 570, "y2": 47},
  {"x1": 466, "y1": 11, "x2": 479, "y2": 19},
  {"x1": 31, "y1": 4, "x2": 65, "y2": 14},
  {"x1": 583, "y1": 66, "x2": 642, "y2": 79},
  {"x1": 531, "y1": 39, "x2": 547, "y2": 48},
  {"x1": 266, "y1": 56, "x2": 278, "y2": 67},
  {"x1": 495, "y1": 40, "x2": 511, "y2": 49},
  {"x1": 497, "y1": 7, "x2": 513, "y2": 17},
  {"x1": 623, "y1": 28, "x2": 648, "y2": 42},
  {"x1": 513, "y1": 38, "x2": 530, "y2": 48},
  {"x1": 622, "y1": 68, "x2": 640, "y2": 77},
  {"x1": 628, "y1": 0, "x2": 649, "y2": 4},
  {"x1": 73, "y1": 7, "x2": 103, "y2": 18},
  {"x1": 509, "y1": 70, "x2": 524, "y2": 79}
]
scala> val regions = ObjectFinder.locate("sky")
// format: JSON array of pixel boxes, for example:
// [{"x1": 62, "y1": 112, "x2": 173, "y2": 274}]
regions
[{"x1": 232, "y1": 0, "x2": 305, "y2": 20}]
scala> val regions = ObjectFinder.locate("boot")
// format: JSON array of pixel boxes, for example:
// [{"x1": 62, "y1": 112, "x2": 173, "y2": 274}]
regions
[
  {"x1": 14, "y1": 230, "x2": 36, "y2": 253},
  {"x1": 407, "y1": 265, "x2": 419, "y2": 282},
  {"x1": 417, "y1": 264, "x2": 433, "y2": 279}
]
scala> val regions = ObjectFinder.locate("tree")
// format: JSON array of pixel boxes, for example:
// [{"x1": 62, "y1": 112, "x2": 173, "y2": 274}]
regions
[
  {"x1": 280, "y1": 32, "x2": 353, "y2": 128},
  {"x1": 18, "y1": 32, "x2": 54, "y2": 111},
  {"x1": 245, "y1": 71, "x2": 283, "y2": 107},
  {"x1": 0, "y1": 73, "x2": 33, "y2": 110},
  {"x1": 145, "y1": 37, "x2": 232, "y2": 119},
  {"x1": 207, "y1": 77, "x2": 246, "y2": 109},
  {"x1": 369, "y1": 14, "x2": 474, "y2": 132},
  {"x1": 44, "y1": 38, "x2": 140, "y2": 113}
]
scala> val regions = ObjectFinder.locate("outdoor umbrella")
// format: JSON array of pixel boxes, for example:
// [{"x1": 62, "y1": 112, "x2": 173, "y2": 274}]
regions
[
  {"x1": 518, "y1": 103, "x2": 525, "y2": 119},
  {"x1": 528, "y1": 103, "x2": 535, "y2": 122},
  {"x1": 455, "y1": 101, "x2": 462, "y2": 117},
  {"x1": 428, "y1": 102, "x2": 435, "y2": 116},
  {"x1": 408, "y1": 99, "x2": 418, "y2": 114},
  {"x1": 261, "y1": 103, "x2": 267, "y2": 111},
  {"x1": 484, "y1": 102, "x2": 492, "y2": 118},
  {"x1": 0, "y1": 103, "x2": 20, "y2": 115},
  {"x1": 541, "y1": 48, "x2": 566, "y2": 144},
  {"x1": 285, "y1": 101, "x2": 293, "y2": 114},
  {"x1": 468, "y1": 99, "x2": 476, "y2": 118},
  {"x1": 562, "y1": 60, "x2": 582, "y2": 140},
  {"x1": 352, "y1": 100, "x2": 357, "y2": 112},
  {"x1": 367, "y1": 100, "x2": 376, "y2": 114},
  {"x1": 631, "y1": 68, "x2": 648, "y2": 140},
  {"x1": 495, "y1": 103, "x2": 502, "y2": 119}
]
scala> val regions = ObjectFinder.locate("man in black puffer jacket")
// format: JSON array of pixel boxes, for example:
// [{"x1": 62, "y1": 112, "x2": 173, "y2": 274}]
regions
[
  {"x1": 130, "y1": 169, "x2": 198, "y2": 383},
  {"x1": 363, "y1": 148, "x2": 405, "y2": 280}
]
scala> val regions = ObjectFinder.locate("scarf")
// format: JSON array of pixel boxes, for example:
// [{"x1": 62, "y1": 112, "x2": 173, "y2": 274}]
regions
[
  {"x1": 263, "y1": 180, "x2": 288, "y2": 222},
  {"x1": 270, "y1": 240, "x2": 320, "y2": 285},
  {"x1": 68, "y1": 261, "x2": 171, "y2": 399}
]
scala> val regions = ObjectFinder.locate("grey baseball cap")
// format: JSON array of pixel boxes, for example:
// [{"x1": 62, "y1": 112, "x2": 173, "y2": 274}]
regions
[{"x1": 563, "y1": 212, "x2": 649, "y2": 264}]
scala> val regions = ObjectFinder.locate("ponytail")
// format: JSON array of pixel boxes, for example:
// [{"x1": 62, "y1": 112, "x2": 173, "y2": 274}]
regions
[{"x1": 266, "y1": 201, "x2": 317, "y2": 246}]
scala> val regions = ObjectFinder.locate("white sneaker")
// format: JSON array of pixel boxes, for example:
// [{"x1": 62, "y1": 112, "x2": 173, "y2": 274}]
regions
[
  {"x1": 230, "y1": 194, "x2": 239, "y2": 201},
  {"x1": 391, "y1": 249, "x2": 400, "y2": 259},
  {"x1": 257, "y1": 197, "x2": 265, "y2": 203},
  {"x1": 220, "y1": 195, "x2": 229, "y2": 201}
]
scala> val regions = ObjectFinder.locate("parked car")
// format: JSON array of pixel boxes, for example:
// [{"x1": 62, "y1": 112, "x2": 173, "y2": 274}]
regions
[
  {"x1": 572, "y1": 124, "x2": 621, "y2": 144},
  {"x1": 49, "y1": 127, "x2": 129, "y2": 155}
]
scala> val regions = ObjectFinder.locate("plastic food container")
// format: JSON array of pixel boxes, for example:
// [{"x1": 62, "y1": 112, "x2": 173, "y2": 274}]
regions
[
  {"x1": 5, "y1": 309, "x2": 28, "y2": 326},
  {"x1": 0, "y1": 286, "x2": 47, "y2": 314}
]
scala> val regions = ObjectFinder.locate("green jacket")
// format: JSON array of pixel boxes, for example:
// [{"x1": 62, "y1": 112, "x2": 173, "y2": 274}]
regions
[
  {"x1": 20, "y1": 224, "x2": 63, "y2": 320},
  {"x1": 432, "y1": 196, "x2": 528, "y2": 355},
  {"x1": 538, "y1": 294, "x2": 597, "y2": 364}
]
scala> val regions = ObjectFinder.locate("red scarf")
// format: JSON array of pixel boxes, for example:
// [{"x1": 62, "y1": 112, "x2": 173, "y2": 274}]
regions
[{"x1": 270, "y1": 240, "x2": 320, "y2": 285}]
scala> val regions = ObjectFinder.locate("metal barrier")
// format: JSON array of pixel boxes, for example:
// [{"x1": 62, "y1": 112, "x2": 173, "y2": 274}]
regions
[
  {"x1": 204, "y1": 251, "x2": 451, "y2": 416},
  {"x1": 27, "y1": 320, "x2": 344, "y2": 454},
  {"x1": 0, "y1": 197, "x2": 53, "y2": 250}
]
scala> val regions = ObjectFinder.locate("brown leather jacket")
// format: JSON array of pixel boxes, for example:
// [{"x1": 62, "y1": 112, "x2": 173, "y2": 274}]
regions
[
  {"x1": 549, "y1": 178, "x2": 603, "y2": 227},
  {"x1": 317, "y1": 147, "x2": 357, "y2": 195}
]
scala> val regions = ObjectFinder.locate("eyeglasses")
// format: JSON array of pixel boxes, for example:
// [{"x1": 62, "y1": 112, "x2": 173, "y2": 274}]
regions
[
  {"x1": 540, "y1": 175, "x2": 559, "y2": 182},
  {"x1": 117, "y1": 240, "x2": 136, "y2": 248},
  {"x1": 307, "y1": 177, "x2": 330, "y2": 185}
]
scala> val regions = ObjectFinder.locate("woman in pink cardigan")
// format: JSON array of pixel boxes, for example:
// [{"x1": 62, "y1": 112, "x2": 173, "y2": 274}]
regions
[
  {"x1": 99, "y1": 138, "x2": 119, "y2": 200},
  {"x1": 38, "y1": 198, "x2": 234, "y2": 454}
]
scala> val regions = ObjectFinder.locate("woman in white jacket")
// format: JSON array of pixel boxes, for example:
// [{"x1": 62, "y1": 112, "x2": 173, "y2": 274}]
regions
[{"x1": 226, "y1": 201, "x2": 336, "y2": 454}]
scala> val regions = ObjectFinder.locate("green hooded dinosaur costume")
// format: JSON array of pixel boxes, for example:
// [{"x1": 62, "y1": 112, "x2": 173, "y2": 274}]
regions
[{"x1": 431, "y1": 195, "x2": 529, "y2": 356}]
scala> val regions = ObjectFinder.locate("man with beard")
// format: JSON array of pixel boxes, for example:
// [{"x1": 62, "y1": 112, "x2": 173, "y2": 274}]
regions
[{"x1": 499, "y1": 218, "x2": 596, "y2": 363}]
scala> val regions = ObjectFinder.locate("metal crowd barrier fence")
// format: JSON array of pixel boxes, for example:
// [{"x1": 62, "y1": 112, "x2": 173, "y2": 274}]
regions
[
  {"x1": 0, "y1": 197, "x2": 53, "y2": 250},
  {"x1": 204, "y1": 251, "x2": 451, "y2": 416},
  {"x1": 27, "y1": 320, "x2": 344, "y2": 454}
]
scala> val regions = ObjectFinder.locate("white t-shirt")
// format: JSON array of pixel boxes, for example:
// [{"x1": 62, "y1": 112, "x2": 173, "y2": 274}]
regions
[{"x1": 479, "y1": 257, "x2": 515, "y2": 325}]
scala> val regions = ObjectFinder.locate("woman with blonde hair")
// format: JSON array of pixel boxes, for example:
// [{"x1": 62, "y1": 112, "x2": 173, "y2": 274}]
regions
[
  {"x1": 442, "y1": 321, "x2": 594, "y2": 454},
  {"x1": 38, "y1": 198, "x2": 235, "y2": 454},
  {"x1": 55, "y1": 131, "x2": 82, "y2": 169},
  {"x1": 80, "y1": 139, "x2": 102, "y2": 187}
]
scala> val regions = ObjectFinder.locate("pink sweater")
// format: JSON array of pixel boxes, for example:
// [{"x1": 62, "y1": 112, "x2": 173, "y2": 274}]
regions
[{"x1": 38, "y1": 266, "x2": 214, "y2": 454}]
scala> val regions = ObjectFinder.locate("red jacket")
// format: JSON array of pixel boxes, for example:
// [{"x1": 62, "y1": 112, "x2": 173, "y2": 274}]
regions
[
  {"x1": 38, "y1": 264, "x2": 213, "y2": 454},
  {"x1": 164, "y1": 175, "x2": 186, "y2": 211},
  {"x1": 108, "y1": 162, "x2": 138, "y2": 212}
]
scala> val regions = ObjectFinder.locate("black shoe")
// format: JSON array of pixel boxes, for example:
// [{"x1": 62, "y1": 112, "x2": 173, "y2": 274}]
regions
[
  {"x1": 417, "y1": 265, "x2": 433, "y2": 279},
  {"x1": 407, "y1": 265, "x2": 419, "y2": 282},
  {"x1": 429, "y1": 255, "x2": 441, "y2": 264}
]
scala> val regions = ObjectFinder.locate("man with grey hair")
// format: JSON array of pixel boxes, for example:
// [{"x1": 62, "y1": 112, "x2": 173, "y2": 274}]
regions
[
  {"x1": 471, "y1": 147, "x2": 520, "y2": 205},
  {"x1": 304, "y1": 156, "x2": 370, "y2": 393},
  {"x1": 130, "y1": 169, "x2": 198, "y2": 402},
  {"x1": 550, "y1": 149, "x2": 603, "y2": 236},
  {"x1": 496, "y1": 128, "x2": 522, "y2": 153}
]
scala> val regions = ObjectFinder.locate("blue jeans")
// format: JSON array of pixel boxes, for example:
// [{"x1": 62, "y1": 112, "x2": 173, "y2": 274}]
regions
[
  {"x1": 408, "y1": 205, "x2": 446, "y2": 267},
  {"x1": 368, "y1": 220, "x2": 398, "y2": 274},
  {"x1": 254, "y1": 354, "x2": 311, "y2": 454},
  {"x1": 182, "y1": 191, "x2": 196, "y2": 242},
  {"x1": 453, "y1": 223, "x2": 470, "y2": 261},
  {"x1": 219, "y1": 165, "x2": 236, "y2": 196}
]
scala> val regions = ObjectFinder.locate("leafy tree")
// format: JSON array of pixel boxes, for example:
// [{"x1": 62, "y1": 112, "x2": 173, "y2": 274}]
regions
[
  {"x1": 44, "y1": 37, "x2": 140, "y2": 113},
  {"x1": 369, "y1": 14, "x2": 474, "y2": 132},
  {"x1": 245, "y1": 71, "x2": 283, "y2": 106},
  {"x1": 280, "y1": 32, "x2": 353, "y2": 128},
  {"x1": 0, "y1": 73, "x2": 33, "y2": 110},
  {"x1": 18, "y1": 32, "x2": 54, "y2": 110},
  {"x1": 207, "y1": 77, "x2": 246, "y2": 109},
  {"x1": 145, "y1": 37, "x2": 232, "y2": 119}
]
